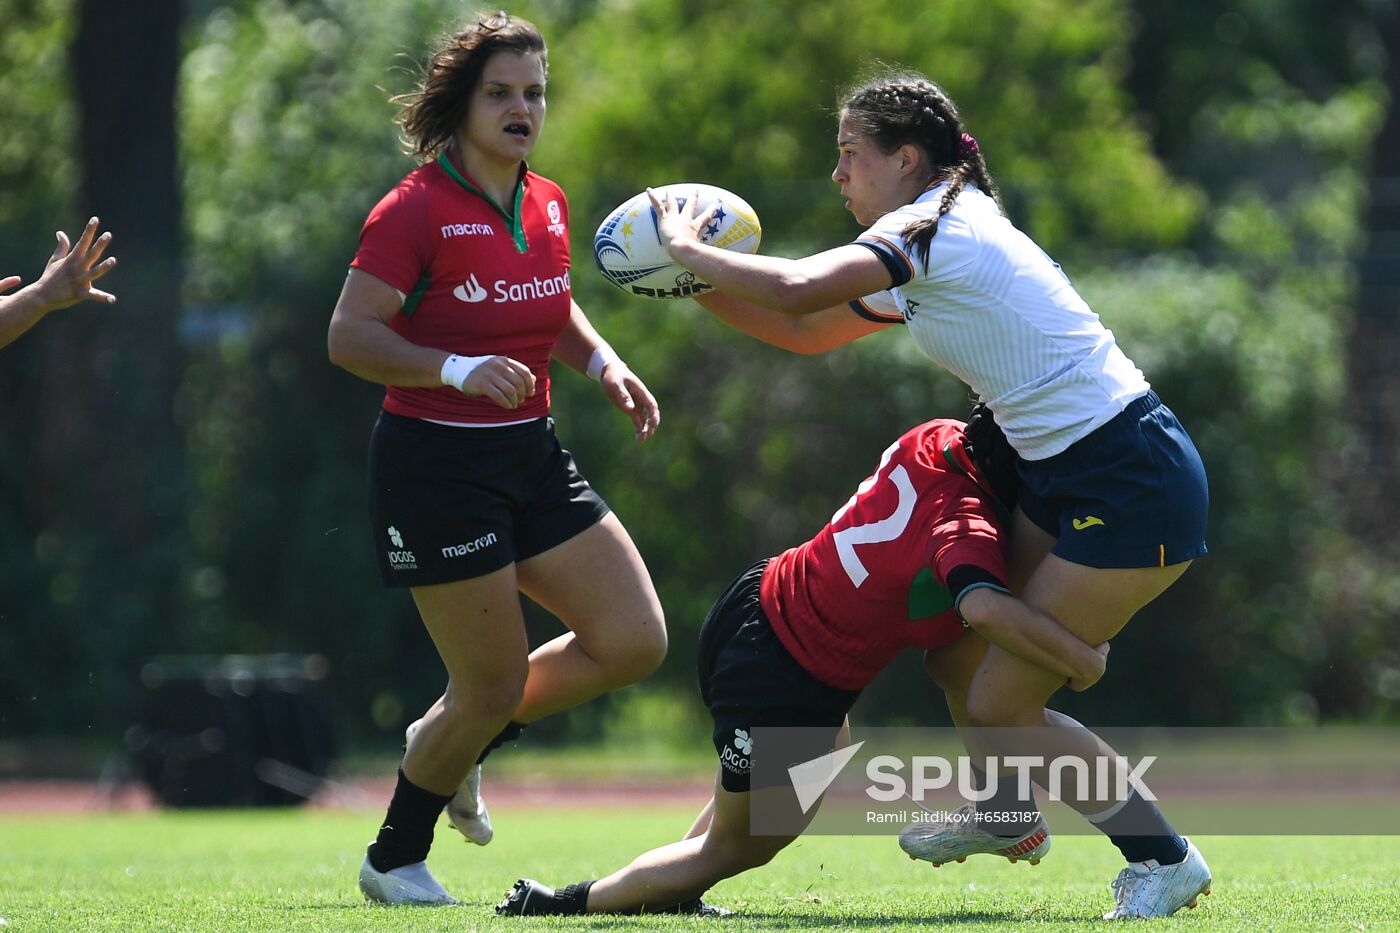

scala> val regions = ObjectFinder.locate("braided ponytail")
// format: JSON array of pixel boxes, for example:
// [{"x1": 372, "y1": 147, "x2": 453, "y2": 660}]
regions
[{"x1": 841, "y1": 73, "x2": 1001, "y2": 270}]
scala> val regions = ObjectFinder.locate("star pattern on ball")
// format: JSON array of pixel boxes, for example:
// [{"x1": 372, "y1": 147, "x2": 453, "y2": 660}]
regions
[{"x1": 701, "y1": 205, "x2": 727, "y2": 242}]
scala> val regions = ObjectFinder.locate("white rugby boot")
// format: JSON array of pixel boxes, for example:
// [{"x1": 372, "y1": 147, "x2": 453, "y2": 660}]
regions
[
  {"x1": 1103, "y1": 837, "x2": 1212, "y2": 919},
  {"x1": 358, "y1": 854, "x2": 458, "y2": 906},
  {"x1": 405, "y1": 718, "x2": 494, "y2": 845},
  {"x1": 899, "y1": 801, "x2": 1051, "y2": 867}
]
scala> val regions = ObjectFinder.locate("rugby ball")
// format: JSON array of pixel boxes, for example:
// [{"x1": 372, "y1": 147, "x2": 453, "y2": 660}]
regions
[{"x1": 593, "y1": 184, "x2": 762, "y2": 300}]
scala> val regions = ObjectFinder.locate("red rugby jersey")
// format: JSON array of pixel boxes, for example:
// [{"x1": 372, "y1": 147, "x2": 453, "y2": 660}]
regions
[
  {"x1": 351, "y1": 153, "x2": 573, "y2": 423},
  {"x1": 760, "y1": 420, "x2": 1008, "y2": 691}
]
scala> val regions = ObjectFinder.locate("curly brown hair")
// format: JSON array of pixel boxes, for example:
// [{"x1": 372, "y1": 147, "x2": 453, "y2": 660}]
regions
[
  {"x1": 395, "y1": 11, "x2": 547, "y2": 161},
  {"x1": 841, "y1": 72, "x2": 1001, "y2": 270}
]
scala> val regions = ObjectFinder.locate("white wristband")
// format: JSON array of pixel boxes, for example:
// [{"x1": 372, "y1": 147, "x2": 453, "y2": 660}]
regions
[
  {"x1": 586, "y1": 345, "x2": 623, "y2": 381},
  {"x1": 440, "y1": 353, "x2": 493, "y2": 391}
]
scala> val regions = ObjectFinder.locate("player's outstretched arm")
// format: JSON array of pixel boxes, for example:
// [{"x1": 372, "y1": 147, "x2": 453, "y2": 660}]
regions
[
  {"x1": 0, "y1": 218, "x2": 117, "y2": 349},
  {"x1": 693, "y1": 293, "x2": 889, "y2": 354},
  {"x1": 957, "y1": 587, "x2": 1109, "y2": 691},
  {"x1": 649, "y1": 187, "x2": 892, "y2": 314}
]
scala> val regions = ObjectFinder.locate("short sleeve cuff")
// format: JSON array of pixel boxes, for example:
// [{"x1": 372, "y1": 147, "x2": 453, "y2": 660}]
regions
[
  {"x1": 848, "y1": 297, "x2": 904, "y2": 324},
  {"x1": 854, "y1": 239, "x2": 914, "y2": 288}
]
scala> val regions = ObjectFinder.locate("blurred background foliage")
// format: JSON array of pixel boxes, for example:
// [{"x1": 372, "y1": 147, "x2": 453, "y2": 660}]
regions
[{"x1": 1, "y1": 0, "x2": 1398, "y2": 769}]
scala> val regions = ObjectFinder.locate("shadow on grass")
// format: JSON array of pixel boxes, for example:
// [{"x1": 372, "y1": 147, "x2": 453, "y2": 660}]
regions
[
  {"x1": 700, "y1": 910, "x2": 1035, "y2": 928},
  {"x1": 288, "y1": 902, "x2": 1071, "y2": 926},
  {"x1": 479, "y1": 908, "x2": 1058, "y2": 928}
]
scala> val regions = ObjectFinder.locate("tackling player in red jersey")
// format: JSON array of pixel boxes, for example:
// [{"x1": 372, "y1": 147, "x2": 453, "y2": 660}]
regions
[
  {"x1": 328, "y1": 13, "x2": 667, "y2": 907},
  {"x1": 497, "y1": 416, "x2": 1108, "y2": 917}
]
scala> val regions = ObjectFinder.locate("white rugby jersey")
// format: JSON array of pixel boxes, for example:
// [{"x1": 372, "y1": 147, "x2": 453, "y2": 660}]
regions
[{"x1": 851, "y1": 184, "x2": 1150, "y2": 460}]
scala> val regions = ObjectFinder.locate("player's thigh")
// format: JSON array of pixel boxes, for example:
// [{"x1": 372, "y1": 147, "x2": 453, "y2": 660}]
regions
[
  {"x1": 1021, "y1": 552, "x2": 1192, "y2": 648},
  {"x1": 1006, "y1": 506, "x2": 1057, "y2": 594},
  {"x1": 411, "y1": 566, "x2": 531, "y2": 707},
  {"x1": 516, "y1": 512, "x2": 665, "y2": 652},
  {"x1": 966, "y1": 555, "x2": 1192, "y2": 721}
]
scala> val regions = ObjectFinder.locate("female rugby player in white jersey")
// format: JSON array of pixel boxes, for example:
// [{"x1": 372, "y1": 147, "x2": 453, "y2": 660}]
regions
[
  {"x1": 328, "y1": 11, "x2": 666, "y2": 907},
  {"x1": 645, "y1": 71, "x2": 1211, "y2": 920}
]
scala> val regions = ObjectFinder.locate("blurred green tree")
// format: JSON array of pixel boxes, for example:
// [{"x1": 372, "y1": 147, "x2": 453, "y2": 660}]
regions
[
  {"x1": 0, "y1": 0, "x2": 188, "y2": 743},
  {"x1": 1121, "y1": 0, "x2": 1400, "y2": 721},
  {"x1": 2, "y1": 0, "x2": 1395, "y2": 759}
]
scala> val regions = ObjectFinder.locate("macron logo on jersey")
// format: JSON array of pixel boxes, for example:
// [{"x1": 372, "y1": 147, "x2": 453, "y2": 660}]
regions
[{"x1": 441, "y1": 222, "x2": 495, "y2": 238}]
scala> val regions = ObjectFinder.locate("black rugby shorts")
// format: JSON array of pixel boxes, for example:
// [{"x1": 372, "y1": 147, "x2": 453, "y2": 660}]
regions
[
  {"x1": 697, "y1": 560, "x2": 863, "y2": 793},
  {"x1": 367, "y1": 412, "x2": 609, "y2": 587}
]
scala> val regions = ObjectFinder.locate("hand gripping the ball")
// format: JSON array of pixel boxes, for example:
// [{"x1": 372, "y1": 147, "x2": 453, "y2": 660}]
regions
[
  {"x1": 646, "y1": 187, "x2": 718, "y2": 259},
  {"x1": 594, "y1": 183, "x2": 760, "y2": 300}
]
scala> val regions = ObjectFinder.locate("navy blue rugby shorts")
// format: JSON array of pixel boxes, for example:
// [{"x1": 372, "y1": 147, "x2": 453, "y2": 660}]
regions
[
  {"x1": 367, "y1": 412, "x2": 609, "y2": 587},
  {"x1": 1016, "y1": 391, "x2": 1208, "y2": 569}
]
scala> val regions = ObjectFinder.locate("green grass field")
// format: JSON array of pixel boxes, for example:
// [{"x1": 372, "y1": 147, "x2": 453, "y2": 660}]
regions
[{"x1": 2, "y1": 804, "x2": 1397, "y2": 932}]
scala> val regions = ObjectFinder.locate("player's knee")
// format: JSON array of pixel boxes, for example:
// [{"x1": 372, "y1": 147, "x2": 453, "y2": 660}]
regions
[
  {"x1": 964, "y1": 684, "x2": 1040, "y2": 729},
  {"x1": 603, "y1": 617, "x2": 668, "y2": 684},
  {"x1": 704, "y1": 829, "x2": 779, "y2": 873},
  {"x1": 482, "y1": 677, "x2": 528, "y2": 725},
  {"x1": 628, "y1": 621, "x2": 669, "y2": 677},
  {"x1": 445, "y1": 672, "x2": 526, "y2": 728}
]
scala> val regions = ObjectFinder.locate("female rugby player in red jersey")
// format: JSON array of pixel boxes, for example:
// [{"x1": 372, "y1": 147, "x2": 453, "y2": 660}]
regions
[
  {"x1": 496, "y1": 415, "x2": 1110, "y2": 918},
  {"x1": 328, "y1": 12, "x2": 666, "y2": 906}
]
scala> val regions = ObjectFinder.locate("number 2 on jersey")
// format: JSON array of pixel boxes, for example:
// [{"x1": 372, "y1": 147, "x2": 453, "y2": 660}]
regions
[{"x1": 831, "y1": 442, "x2": 917, "y2": 587}]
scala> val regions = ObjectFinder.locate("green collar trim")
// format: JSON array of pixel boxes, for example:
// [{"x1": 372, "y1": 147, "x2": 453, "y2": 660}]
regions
[{"x1": 436, "y1": 151, "x2": 529, "y2": 253}]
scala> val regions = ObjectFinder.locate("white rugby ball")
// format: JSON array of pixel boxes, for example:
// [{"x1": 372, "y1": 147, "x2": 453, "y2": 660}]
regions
[{"x1": 593, "y1": 184, "x2": 762, "y2": 300}]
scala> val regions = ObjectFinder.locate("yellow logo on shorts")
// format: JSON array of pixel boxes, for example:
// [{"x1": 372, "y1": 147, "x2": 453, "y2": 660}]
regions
[{"x1": 1072, "y1": 516, "x2": 1106, "y2": 530}]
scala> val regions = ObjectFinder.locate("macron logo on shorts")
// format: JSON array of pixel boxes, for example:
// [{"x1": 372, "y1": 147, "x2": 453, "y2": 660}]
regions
[{"x1": 441, "y1": 532, "x2": 499, "y2": 558}]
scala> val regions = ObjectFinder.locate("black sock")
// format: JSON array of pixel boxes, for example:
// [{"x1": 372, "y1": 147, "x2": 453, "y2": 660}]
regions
[
  {"x1": 367, "y1": 768, "x2": 454, "y2": 872},
  {"x1": 972, "y1": 764, "x2": 1040, "y2": 838},
  {"x1": 554, "y1": 880, "x2": 593, "y2": 915},
  {"x1": 477, "y1": 720, "x2": 527, "y2": 765},
  {"x1": 519, "y1": 880, "x2": 594, "y2": 915},
  {"x1": 1088, "y1": 789, "x2": 1188, "y2": 865}
]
